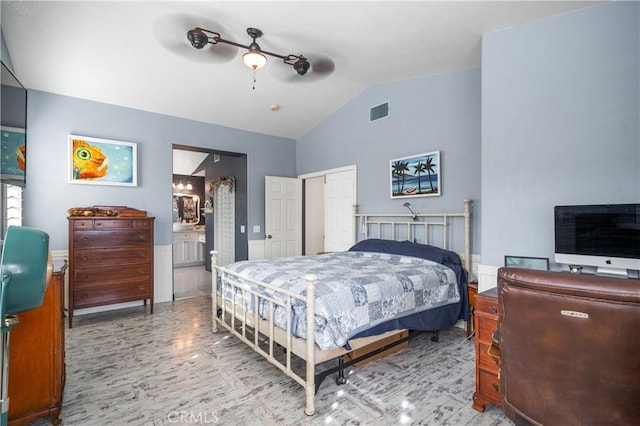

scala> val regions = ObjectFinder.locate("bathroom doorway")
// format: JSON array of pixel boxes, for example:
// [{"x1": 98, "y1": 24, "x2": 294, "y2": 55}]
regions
[{"x1": 172, "y1": 144, "x2": 248, "y2": 300}]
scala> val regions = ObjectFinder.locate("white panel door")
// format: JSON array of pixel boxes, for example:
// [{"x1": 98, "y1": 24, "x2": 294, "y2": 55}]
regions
[
  {"x1": 324, "y1": 169, "x2": 356, "y2": 252},
  {"x1": 265, "y1": 176, "x2": 302, "y2": 259}
]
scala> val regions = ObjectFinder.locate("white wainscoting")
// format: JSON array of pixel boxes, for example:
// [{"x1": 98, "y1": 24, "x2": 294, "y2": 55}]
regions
[
  {"x1": 51, "y1": 250, "x2": 70, "y2": 312},
  {"x1": 461, "y1": 254, "x2": 480, "y2": 283},
  {"x1": 248, "y1": 239, "x2": 265, "y2": 260},
  {"x1": 154, "y1": 244, "x2": 173, "y2": 303},
  {"x1": 478, "y1": 263, "x2": 500, "y2": 292}
]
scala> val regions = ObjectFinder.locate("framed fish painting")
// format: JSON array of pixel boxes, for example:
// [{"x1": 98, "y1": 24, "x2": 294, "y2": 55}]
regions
[
  {"x1": 1, "y1": 126, "x2": 26, "y2": 187},
  {"x1": 68, "y1": 135, "x2": 137, "y2": 186},
  {"x1": 390, "y1": 151, "x2": 441, "y2": 198}
]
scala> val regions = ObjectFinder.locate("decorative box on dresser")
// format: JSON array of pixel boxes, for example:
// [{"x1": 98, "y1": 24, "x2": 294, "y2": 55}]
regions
[
  {"x1": 8, "y1": 263, "x2": 67, "y2": 426},
  {"x1": 472, "y1": 287, "x2": 502, "y2": 412},
  {"x1": 68, "y1": 210, "x2": 155, "y2": 328}
]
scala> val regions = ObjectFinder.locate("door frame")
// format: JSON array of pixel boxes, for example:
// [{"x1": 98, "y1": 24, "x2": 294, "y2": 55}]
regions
[
  {"x1": 299, "y1": 165, "x2": 357, "y2": 253},
  {"x1": 171, "y1": 144, "x2": 248, "y2": 300}
]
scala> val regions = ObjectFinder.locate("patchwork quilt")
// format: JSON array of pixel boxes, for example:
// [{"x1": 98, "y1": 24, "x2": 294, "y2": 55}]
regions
[{"x1": 218, "y1": 251, "x2": 460, "y2": 350}]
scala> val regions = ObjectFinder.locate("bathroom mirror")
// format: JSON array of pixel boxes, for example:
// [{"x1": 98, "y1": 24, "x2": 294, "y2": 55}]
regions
[{"x1": 173, "y1": 194, "x2": 200, "y2": 224}]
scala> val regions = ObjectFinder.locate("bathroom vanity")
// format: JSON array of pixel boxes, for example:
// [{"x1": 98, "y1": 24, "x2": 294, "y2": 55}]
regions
[
  {"x1": 173, "y1": 229, "x2": 205, "y2": 267},
  {"x1": 172, "y1": 193, "x2": 206, "y2": 267}
]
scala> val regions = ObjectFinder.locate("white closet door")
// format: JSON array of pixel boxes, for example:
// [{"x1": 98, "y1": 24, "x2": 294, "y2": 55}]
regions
[{"x1": 324, "y1": 169, "x2": 356, "y2": 252}]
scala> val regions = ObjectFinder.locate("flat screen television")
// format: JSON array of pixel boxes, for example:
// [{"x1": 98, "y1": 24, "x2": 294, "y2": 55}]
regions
[
  {"x1": 554, "y1": 203, "x2": 640, "y2": 277},
  {"x1": 1, "y1": 61, "x2": 27, "y2": 187}
]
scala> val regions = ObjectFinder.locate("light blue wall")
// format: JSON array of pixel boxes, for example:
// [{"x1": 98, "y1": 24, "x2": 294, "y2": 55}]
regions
[
  {"x1": 13, "y1": 1, "x2": 639, "y2": 264},
  {"x1": 24, "y1": 91, "x2": 296, "y2": 250},
  {"x1": 481, "y1": 1, "x2": 640, "y2": 267},
  {"x1": 297, "y1": 69, "x2": 481, "y2": 254}
]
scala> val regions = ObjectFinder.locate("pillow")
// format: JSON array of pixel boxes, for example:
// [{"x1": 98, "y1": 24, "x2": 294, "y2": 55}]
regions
[{"x1": 349, "y1": 238, "x2": 462, "y2": 267}]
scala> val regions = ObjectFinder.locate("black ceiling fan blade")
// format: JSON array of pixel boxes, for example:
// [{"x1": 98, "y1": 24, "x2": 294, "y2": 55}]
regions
[{"x1": 153, "y1": 13, "x2": 237, "y2": 64}]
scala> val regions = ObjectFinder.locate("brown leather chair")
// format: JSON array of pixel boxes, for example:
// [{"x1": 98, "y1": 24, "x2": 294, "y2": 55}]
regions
[{"x1": 496, "y1": 267, "x2": 640, "y2": 426}]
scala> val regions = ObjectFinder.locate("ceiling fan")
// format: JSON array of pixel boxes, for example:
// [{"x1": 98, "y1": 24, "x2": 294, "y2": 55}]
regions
[
  {"x1": 154, "y1": 14, "x2": 334, "y2": 83},
  {"x1": 188, "y1": 27, "x2": 311, "y2": 74},
  {"x1": 185, "y1": 24, "x2": 334, "y2": 82}
]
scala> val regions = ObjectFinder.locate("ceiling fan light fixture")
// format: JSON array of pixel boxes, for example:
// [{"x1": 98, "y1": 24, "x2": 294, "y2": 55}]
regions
[
  {"x1": 187, "y1": 25, "x2": 319, "y2": 80},
  {"x1": 243, "y1": 43, "x2": 267, "y2": 70}
]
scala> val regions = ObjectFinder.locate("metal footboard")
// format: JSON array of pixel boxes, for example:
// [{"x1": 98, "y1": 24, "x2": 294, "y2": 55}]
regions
[{"x1": 211, "y1": 251, "x2": 317, "y2": 415}]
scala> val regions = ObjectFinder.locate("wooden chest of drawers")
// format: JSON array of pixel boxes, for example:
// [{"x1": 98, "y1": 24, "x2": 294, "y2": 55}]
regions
[
  {"x1": 68, "y1": 216, "x2": 155, "y2": 327},
  {"x1": 472, "y1": 287, "x2": 501, "y2": 412}
]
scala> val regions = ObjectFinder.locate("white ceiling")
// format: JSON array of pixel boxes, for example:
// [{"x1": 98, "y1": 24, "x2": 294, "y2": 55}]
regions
[
  {"x1": 172, "y1": 149, "x2": 208, "y2": 176},
  {"x1": 1, "y1": 1, "x2": 601, "y2": 140}
]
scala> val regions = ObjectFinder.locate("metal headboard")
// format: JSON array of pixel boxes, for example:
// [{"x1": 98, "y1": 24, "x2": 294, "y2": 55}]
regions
[{"x1": 354, "y1": 199, "x2": 472, "y2": 276}]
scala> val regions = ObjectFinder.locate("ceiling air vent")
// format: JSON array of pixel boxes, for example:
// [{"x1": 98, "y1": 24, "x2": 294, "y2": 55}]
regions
[{"x1": 369, "y1": 102, "x2": 389, "y2": 122}]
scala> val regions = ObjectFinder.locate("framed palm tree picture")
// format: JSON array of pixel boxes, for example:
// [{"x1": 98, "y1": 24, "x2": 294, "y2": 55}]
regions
[{"x1": 390, "y1": 151, "x2": 440, "y2": 198}]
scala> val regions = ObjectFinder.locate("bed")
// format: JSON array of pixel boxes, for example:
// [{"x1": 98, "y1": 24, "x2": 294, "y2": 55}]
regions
[{"x1": 211, "y1": 200, "x2": 472, "y2": 415}]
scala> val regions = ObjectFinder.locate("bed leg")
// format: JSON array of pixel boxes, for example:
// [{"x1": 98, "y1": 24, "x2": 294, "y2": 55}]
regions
[
  {"x1": 431, "y1": 330, "x2": 439, "y2": 342},
  {"x1": 336, "y1": 356, "x2": 348, "y2": 385},
  {"x1": 304, "y1": 274, "x2": 317, "y2": 416}
]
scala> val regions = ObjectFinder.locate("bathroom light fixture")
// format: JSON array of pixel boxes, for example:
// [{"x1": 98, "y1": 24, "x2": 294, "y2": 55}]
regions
[
  {"x1": 177, "y1": 181, "x2": 184, "y2": 190},
  {"x1": 187, "y1": 27, "x2": 311, "y2": 76},
  {"x1": 186, "y1": 182, "x2": 193, "y2": 190}
]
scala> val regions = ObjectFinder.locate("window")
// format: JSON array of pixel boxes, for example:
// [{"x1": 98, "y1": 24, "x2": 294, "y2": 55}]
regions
[{"x1": 2, "y1": 184, "x2": 23, "y2": 239}]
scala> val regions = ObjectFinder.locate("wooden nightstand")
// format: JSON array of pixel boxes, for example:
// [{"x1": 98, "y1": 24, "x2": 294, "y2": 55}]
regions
[
  {"x1": 466, "y1": 280, "x2": 478, "y2": 337},
  {"x1": 472, "y1": 287, "x2": 501, "y2": 412}
]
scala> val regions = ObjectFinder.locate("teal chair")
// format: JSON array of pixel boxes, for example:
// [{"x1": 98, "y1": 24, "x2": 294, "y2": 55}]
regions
[{"x1": 0, "y1": 226, "x2": 51, "y2": 426}]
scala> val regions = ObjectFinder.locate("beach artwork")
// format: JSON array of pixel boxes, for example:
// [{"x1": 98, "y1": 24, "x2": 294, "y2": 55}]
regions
[{"x1": 390, "y1": 151, "x2": 440, "y2": 198}]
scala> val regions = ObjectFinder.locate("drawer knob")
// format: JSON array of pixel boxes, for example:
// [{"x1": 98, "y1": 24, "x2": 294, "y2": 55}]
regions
[
  {"x1": 81, "y1": 255, "x2": 89, "y2": 261},
  {"x1": 81, "y1": 293, "x2": 89, "y2": 299},
  {"x1": 138, "y1": 252, "x2": 146, "y2": 257},
  {"x1": 80, "y1": 236, "x2": 89, "y2": 241},
  {"x1": 138, "y1": 235, "x2": 145, "y2": 240},
  {"x1": 137, "y1": 269, "x2": 146, "y2": 274},
  {"x1": 491, "y1": 305, "x2": 497, "y2": 313},
  {"x1": 80, "y1": 273, "x2": 89, "y2": 280},
  {"x1": 492, "y1": 383, "x2": 499, "y2": 391}
]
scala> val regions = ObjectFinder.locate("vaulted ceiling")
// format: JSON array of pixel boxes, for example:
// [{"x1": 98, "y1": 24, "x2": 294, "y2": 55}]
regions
[{"x1": 1, "y1": 1, "x2": 601, "y2": 139}]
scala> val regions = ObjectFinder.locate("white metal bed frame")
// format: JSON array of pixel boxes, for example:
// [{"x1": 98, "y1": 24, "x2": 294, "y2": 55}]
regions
[{"x1": 211, "y1": 199, "x2": 472, "y2": 415}]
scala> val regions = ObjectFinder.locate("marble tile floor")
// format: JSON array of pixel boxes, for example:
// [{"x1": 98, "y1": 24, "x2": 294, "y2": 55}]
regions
[{"x1": 36, "y1": 296, "x2": 512, "y2": 426}]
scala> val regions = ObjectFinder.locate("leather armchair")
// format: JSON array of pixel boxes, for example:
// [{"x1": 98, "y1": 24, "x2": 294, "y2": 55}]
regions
[{"x1": 496, "y1": 267, "x2": 640, "y2": 426}]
